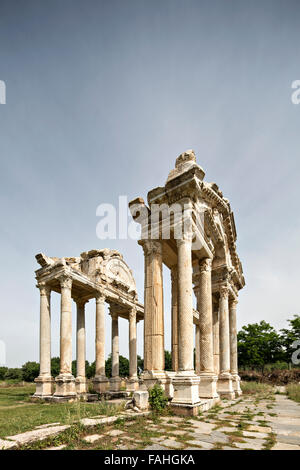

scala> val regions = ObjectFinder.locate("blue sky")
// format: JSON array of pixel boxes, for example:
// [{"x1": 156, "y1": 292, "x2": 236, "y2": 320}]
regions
[{"x1": 0, "y1": 0, "x2": 300, "y2": 367}]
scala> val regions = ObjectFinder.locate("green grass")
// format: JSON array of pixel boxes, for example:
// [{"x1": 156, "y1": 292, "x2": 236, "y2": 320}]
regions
[
  {"x1": 286, "y1": 384, "x2": 300, "y2": 403},
  {"x1": 240, "y1": 381, "x2": 272, "y2": 395},
  {"x1": 0, "y1": 383, "x2": 125, "y2": 438}
]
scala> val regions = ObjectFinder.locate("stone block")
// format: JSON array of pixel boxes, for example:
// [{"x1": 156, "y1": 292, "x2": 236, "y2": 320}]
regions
[{"x1": 133, "y1": 390, "x2": 149, "y2": 410}]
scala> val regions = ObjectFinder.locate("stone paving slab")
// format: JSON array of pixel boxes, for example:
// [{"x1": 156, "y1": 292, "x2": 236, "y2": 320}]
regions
[
  {"x1": 144, "y1": 444, "x2": 169, "y2": 450},
  {"x1": 272, "y1": 442, "x2": 300, "y2": 450},
  {"x1": 6, "y1": 425, "x2": 70, "y2": 445},
  {"x1": 105, "y1": 429, "x2": 124, "y2": 437},
  {"x1": 0, "y1": 438, "x2": 16, "y2": 449},
  {"x1": 162, "y1": 438, "x2": 185, "y2": 449},
  {"x1": 191, "y1": 422, "x2": 215, "y2": 434},
  {"x1": 186, "y1": 440, "x2": 214, "y2": 449},
  {"x1": 46, "y1": 444, "x2": 66, "y2": 450},
  {"x1": 275, "y1": 434, "x2": 300, "y2": 446},
  {"x1": 83, "y1": 434, "x2": 103, "y2": 443}
]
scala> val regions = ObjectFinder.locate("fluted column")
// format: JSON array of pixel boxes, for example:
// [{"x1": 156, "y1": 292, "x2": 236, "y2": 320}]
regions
[
  {"x1": 171, "y1": 267, "x2": 179, "y2": 372},
  {"x1": 93, "y1": 291, "x2": 108, "y2": 393},
  {"x1": 140, "y1": 240, "x2": 165, "y2": 385},
  {"x1": 229, "y1": 298, "x2": 242, "y2": 395},
  {"x1": 195, "y1": 323, "x2": 200, "y2": 375},
  {"x1": 218, "y1": 285, "x2": 234, "y2": 398},
  {"x1": 54, "y1": 275, "x2": 76, "y2": 397},
  {"x1": 212, "y1": 296, "x2": 220, "y2": 376},
  {"x1": 75, "y1": 299, "x2": 87, "y2": 394},
  {"x1": 172, "y1": 237, "x2": 200, "y2": 407},
  {"x1": 110, "y1": 309, "x2": 121, "y2": 391},
  {"x1": 195, "y1": 258, "x2": 218, "y2": 398},
  {"x1": 128, "y1": 306, "x2": 139, "y2": 391},
  {"x1": 177, "y1": 238, "x2": 194, "y2": 371},
  {"x1": 34, "y1": 283, "x2": 54, "y2": 397}
]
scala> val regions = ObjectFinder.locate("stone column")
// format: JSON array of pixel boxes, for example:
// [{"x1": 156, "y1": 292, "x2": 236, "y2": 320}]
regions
[
  {"x1": 171, "y1": 267, "x2": 179, "y2": 372},
  {"x1": 195, "y1": 323, "x2": 200, "y2": 375},
  {"x1": 128, "y1": 306, "x2": 139, "y2": 391},
  {"x1": 93, "y1": 291, "x2": 108, "y2": 393},
  {"x1": 218, "y1": 285, "x2": 234, "y2": 399},
  {"x1": 54, "y1": 275, "x2": 76, "y2": 397},
  {"x1": 195, "y1": 258, "x2": 218, "y2": 398},
  {"x1": 110, "y1": 309, "x2": 121, "y2": 392},
  {"x1": 34, "y1": 283, "x2": 54, "y2": 397},
  {"x1": 75, "y1": 299, "x2": 87, "y2": 394},
  {"x1": 229, "y1": 298, "x2": 242, "y2": 396},
  {"x1": 212, "y1": 296, "x2": 220, "y2": 376},
  {"x1": 172, "y1": 237, "x2": 200, "y2": 411},
  {"x1": 140, "y1": 240, "x2": 165, "y2": 388}
]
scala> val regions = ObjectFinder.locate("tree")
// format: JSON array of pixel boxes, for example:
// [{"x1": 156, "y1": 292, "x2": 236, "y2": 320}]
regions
[
  {"x1": 164, "y1": 350, "x2": 172, "y2": 371},
  {"x1": 0, "y1": 367, "x2": 8, "y2": 381},
  {"x1": 87, "y1": 361, "x2": 95, "y2": 379},
  {"x1": 4, "y1": 368, "x2": 23, "y2": 381},
  {"x1": 238, "y1": 321, "x2": 284, "y2": 371},
  {"x1": 51, "y1": 357, "x2": 60, "y2": 377},
  {"x1": 137, "y1": 355, "x2": 144, "y2": 375},
  {"x1": 105, "y1": 354, "x2": 129, "y2": 378},
  {"x1": 280, "y1": 315, "x2": 300, "y2": 364},
  {"x1": 21, "y1": 362, "x2": 40, "y2": 382}
]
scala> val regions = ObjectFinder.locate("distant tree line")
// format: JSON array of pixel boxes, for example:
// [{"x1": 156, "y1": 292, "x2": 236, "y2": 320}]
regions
[
  {"x1": 1, "y1": 315, "x2": 299, "y2": 382},
  {"x1": 238, "y1": 315, "x2": 300, "y2": 371}
]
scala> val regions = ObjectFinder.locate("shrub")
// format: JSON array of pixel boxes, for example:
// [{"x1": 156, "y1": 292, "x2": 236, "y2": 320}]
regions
[
  {"x1": 148, "y1": 384, "x2": 168, "y2": 412},
  {"x1": 0, "y1": 367, "x2": 8, "y2": 380},
  {"x1": 4, "y1": 368, "x2": 23, "y2": 381},
  {"x1": 21, "y1": 362, "x2": 40, "y2": 382},
  {"x1": 286, "y1": 383, "x2": 300, "y2": 403}
]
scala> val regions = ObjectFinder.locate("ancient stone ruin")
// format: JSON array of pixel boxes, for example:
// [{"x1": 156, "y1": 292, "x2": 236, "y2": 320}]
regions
[
  {"x1": 34, "y1": 150, "x2": 245, "y2": 415},
  {"x1": 129, "y1": 150, "x2": 245, "y2": 414},
  {"x1": 34, "y1": 249, "x2": 143, "y2": 399}
]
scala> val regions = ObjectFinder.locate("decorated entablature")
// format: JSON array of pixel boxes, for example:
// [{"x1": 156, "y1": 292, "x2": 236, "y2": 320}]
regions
[
  {"x1": 35, "y1": 249, "x2": 142, "y2": 320},
  {"x1": 129, "y1": 150, "x2": 245, "y2": 414},
  {"x1": 129, "y1": 149, "x2": 245, "y2": 297}
]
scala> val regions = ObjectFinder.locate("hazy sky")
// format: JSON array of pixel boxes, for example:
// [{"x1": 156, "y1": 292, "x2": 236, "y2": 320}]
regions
[{"x1": 1, "y1": 0, "x2": 300, "y2": 367}]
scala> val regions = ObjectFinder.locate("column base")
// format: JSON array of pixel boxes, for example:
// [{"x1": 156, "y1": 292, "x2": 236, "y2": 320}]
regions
[
  {"x1": 75, "y1": 376, "x2": 87, "y2": 394},
  {"x1": 199, "y1": 372, "x2": 219, "y2": 399},
  {"x1": 217, "y1": 372, "x2": 235, "y2": 399},
  {"x1": 127, "y1": 376, "x2": 139, "y2": 392},
  {"x1": 54, "y1": 374, "x2": 76, "y2": 397},
  {"x1": 110, "y1": 376, "x2": 121, "y2": 392},
  {"x1": 93, "y1": 375, "x2": 109, "y2": 393},
  {"x1": 140, "y1": 370, "x2": 169, "y2": 394},
  {"x1": 171, "y1": 370, "x2": 201, "y2": 406},
  {"x1": 231, "y1": 373, "x2": 242, "y2": 396},
  {"x1": 33, "y1": 375, "x2": 54, "y2": 397}
]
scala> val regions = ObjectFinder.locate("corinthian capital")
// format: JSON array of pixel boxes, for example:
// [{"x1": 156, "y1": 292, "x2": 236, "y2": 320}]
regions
[
  {"x1": 220, "y1": 285, "x2": 229, "y2": 299},
  {"x1": 59, "y1": 275, "x2": 72, "y2": 290},
  {"x1": 129, "y1": 306, "x2": 137, "y2": 321},
  {"x1": 140, "y1": 240, "x2": 162, "y2": 257},
  {"x1": 95, "y1": 288, "x2": 105, "y2": 303},
  {"x1": 199, "y1": 258, "x2": 212, "y2": 273},
  {"x1": 230, "y1": 297, "x2": 238, "y2": 308},
  {"x1": 37, "y1": 282, "x2": 51, "y2": 296}
]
